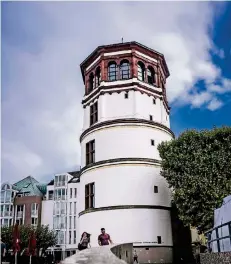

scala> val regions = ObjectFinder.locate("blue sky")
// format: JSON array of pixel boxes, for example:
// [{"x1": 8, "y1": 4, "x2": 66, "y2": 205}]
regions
[{"x1": 1, "y1": 2, "x2": 231, "y2": 183}]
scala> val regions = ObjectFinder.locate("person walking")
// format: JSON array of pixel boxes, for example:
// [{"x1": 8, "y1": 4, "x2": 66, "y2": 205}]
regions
[
  {"x1": 133, "y1": 250, "x2": 138, "y2": 263},
  {"x1": 1, "y1": 237, "x2": 6, "y2": 263},
  {"x1": 98, "y1": 228, "x2": 113, "y2": 246},
  {"x1": 78, "y1": 232, "x2": 91, "y2": 251}
]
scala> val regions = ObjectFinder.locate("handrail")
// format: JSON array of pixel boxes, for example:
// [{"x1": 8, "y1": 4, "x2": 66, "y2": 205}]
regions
[{"x1": 205, "y1": 220, "x2": 231, "y2": 253}]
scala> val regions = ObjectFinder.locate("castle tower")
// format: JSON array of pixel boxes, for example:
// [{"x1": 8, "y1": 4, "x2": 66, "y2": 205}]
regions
[{"x1": 78, "y1": 42, "x2": 174, "y2": 263}]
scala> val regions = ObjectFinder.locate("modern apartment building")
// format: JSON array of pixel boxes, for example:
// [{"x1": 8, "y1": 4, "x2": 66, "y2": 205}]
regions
[{"x1": 1, "y1": 176, "x2": 46, "y2": 227}]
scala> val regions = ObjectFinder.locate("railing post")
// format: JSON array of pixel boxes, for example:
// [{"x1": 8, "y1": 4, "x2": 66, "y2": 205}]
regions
[
  {"x1": 215, "y1": 227, "x2": 220, "y2": 252},
  {"x1": 228, "y1": 223, "x2": 231, "y2": 249}
]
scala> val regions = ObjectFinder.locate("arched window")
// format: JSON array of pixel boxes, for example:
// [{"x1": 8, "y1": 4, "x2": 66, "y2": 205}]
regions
[
  {"x1": 108, "y1": 62, "x2": 117, "y2": 81},
  {"x1": 137, "y1": 62, "x2": 145, "y2": 81},
  {"x1": 95, "y1": 67, "x2": 101, "y2": 87},
  {"x1": 120, "y1": 60, "x2": 130, "y2": 80},
  {"x1": 147, "y1": 66, "x2": 155, "y2": 85},
  {"x1": 1, "y1": 184, "x2": 10, "y2": 190},
  {"x1": 88, "y1": 73, "x2": 94, "y2": 92}
]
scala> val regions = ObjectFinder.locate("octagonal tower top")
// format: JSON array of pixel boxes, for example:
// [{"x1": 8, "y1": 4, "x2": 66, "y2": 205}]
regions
[{"x1": 80, "y1": 41, "x2": 170, "y2": 111}]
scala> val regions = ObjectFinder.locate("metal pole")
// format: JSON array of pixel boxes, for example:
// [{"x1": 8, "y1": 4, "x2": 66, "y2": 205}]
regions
[
  {"x1": 29, "y1": 255, "x2": 32, "y2": 264},
  {"x1": 15, "y1": 251, "x2": 17, "y2": 264},
  {"x1": 215, "y1": 227, "x2": 220, "y2": 252}
]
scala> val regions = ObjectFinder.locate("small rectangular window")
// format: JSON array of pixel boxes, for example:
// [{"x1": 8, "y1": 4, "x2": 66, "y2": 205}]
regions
[
  {"x1": 154, "y1": 186, "x2": 158, "y2": 193},
  {"x1": 145, "y1": 248, "x2": 149, "y2": 250},
  {"x1": 86, "y1": 140, "x2": 95, "y2": 165},
  {"x1": 151, "y1": 139, "x2": 155, "y2": 146},
  {"x1": 153, "y1": 98, "x2": 156, "y2": 104},
  {"x1": 149, "y1": 115, "x2": 153, "y2": 121},
  {"x1": 124, "y1": 92, "x2": 128, "y2": 99},
  {"x1": 70, "y1": 188, "x2": 72, "y2": 198},
  {"x1": 90, "y1": 102, "x2": 98, "y2": 126},
  {"x1": 157, "y1": 236, "x2": 162, "y2": 244},
  {"x1": 74, "y1": 188, "x2": 77, "y2": 198},
  {"x1": 85, "y1": 182, "x2": 95, "y2": 210}
]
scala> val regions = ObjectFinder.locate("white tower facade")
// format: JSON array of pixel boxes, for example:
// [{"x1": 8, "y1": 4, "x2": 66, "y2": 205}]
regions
[{"x1": 78, "y1": 42, "x2": 174, "y2": 263}]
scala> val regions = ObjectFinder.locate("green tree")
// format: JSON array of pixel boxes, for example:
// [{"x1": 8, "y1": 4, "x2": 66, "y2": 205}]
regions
[
  {"x1": 1, "y1": 225, "x2": 57, "y2": 253},
  {"x1": 158, "y1": 127, "x2": 231, "y2": 232}
]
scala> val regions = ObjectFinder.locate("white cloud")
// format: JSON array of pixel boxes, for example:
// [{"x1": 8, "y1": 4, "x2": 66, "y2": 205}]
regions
[{"x1": 2, "y1": 2, "x2": 230, "y2": 182}]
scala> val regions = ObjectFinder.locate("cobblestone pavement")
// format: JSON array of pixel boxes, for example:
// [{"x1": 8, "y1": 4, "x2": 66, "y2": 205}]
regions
[{"x1": 62, "y1": 246, "x2": 128, "y2": 264}]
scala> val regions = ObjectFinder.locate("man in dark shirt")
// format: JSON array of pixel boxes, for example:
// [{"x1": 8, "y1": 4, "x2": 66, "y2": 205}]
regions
[{"x1": 98, "y1": 228, "x2": 113, "y2": 246}]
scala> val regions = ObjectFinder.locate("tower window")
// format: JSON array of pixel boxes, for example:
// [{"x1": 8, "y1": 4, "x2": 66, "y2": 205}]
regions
[
  {"x1": 153, "y1": 98, "x2": 156, "y2": 104},
  {"x1": 95, "y1": 66, "x2": 101, "y2": 87},
  {"x1": 90, "y1": 101, "x2": 98, "y2": 126},
  {"x1": 154, "y1": 186, "x2": 158, "y2": 193},
  {"x1": 124, "y1": 92, "x2": 129, "y2": 99},
  {"x1": 151, "y1": 139, "x2": 155, "y2": 146},
  {"x1": 137, "y1": 62, "x2": 145, "y2": 81},
  {"x1": 149, "y1": 115, "x2": 153, "y2": 121},
  {"x1": 108, "y1": 62, "x2": 117, "y2": 81},
  {"x1": 88, "y1": 73, "x2": 94, "y2": 92},
  {"x1": 85, "y1": 182, "x2": 95, "y2": 209},
  {"x1": 86, "y1": 140, "x2": 95, "y2": 165},
  {"x1": 157, "y1": 236, "x2": 162, "y2": 244},
  {"x1": 120, "y1": 60, "x2": 130, "y2": 80},
  {"x1": 147, "y1": 66, "x2": 155, "y2": 85}
]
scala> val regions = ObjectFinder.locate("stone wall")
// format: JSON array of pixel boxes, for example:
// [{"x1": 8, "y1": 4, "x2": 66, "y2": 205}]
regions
[
  {"x1": 200, "y1": 252, "x2": 231, "y2": 264},
  {"x1": 110, "y1": 243, "x2": 133, "y2": 264}
]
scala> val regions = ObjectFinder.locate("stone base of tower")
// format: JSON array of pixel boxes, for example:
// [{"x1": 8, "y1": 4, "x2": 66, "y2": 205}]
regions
[{"x1": 133, "y1": 246, "x2": 173, "y2": 264}]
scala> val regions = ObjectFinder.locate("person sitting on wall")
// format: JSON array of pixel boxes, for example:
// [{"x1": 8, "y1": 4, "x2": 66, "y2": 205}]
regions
[
  {"x1": 78, "y1": 232, "x2": 91, "y2": 251},
  {"x1": 98, "y1": 228, "x2": 113, "y2": 246}
]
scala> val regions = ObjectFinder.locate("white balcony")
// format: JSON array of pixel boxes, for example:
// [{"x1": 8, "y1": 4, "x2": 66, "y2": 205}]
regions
[{"x1": 16, "y1": 212, "x2": 23, "y2": 218}]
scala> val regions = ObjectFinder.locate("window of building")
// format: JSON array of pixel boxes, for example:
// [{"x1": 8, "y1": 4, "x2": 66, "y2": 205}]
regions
[
  {"x1": 153, "y1": 98, "x2": 156, "y2": 104},
  {"x1": 86, "y1": 140, "x2": 95, "y2": 165},
  {"x1": 31, "y1": 203, "x2": 38, "y2": 216},
  {"x1": 31, "y1": 217, "x2": 38, "y2": 226},
  {"x1": 95, "y1": 67, "x2": 101, "y2": 87},
  {"x1": 108, "y1": 62, "x2": 117, "y2": 81},
  {"x1": 60, "y1": 202, "x2": 66, "y2": 215},
  {"x1": 74, "y1": 202, "x2": 76, "y2": 215},
  {"x1": 149, "y1": 115, "x2": 153, "y2": 121},
  {"x1": 85, "y1": 183, "x2": 95, "y2": 210},
  {"x1": 157, "y1": 236, "x2": 162, "y2": 244},
  {"x1": 73, "y1": 231, "x2": 76, "y2": 244},
  {"x1": 55, "y1": 188, "x2": 66, "y2": 200},
  {"x1": 60, "y1": 216, "x2": 66, "y2": 229},
  {"x1": 69, "y1": 231, "x2": 72, "y2": 244},
  {"x1": 58, "y1": 231, "x2": 65, "y2": 245},
  {"x1": 120, "y1": 60, "x2": 130, "y2": 80},
  {"x1": 74, "y1": 216, "x2": 76, "y2": 229},
  {"x1": 69, "y1": 216, "x2": 72, "y2": 229},
  {"x1": 74, "y1": 188, "x2": 77, "y2": 198},
  {"x1": 147, "y1": 66, "x2": 155, "y2": 85},
  {"x1": 90, "y1": 101, "x2": 98, "y2": 126},
  {"x1": 154, "y1": 186, "x2": 158, "y2": 193},
  {"x1": 17, "y1": 205, "x2": 23, "y2": 218},
  {"x1": 48, "y1": 190, "x2": 54, "y2": 200},
  {"x1": 151, "y1": 139, "x2": 155, "y2": 146},
  {"x1": 137, "y1": 62, "x2": 145, "y2": 81},
  {"x1": 124, "y1": 92, "x2": 128, "y2": 99},
  {"x1": 69, "y1": 202, "x2": 72, "y2": 215},
  {"x1": 88, "y1": 73, "x2": 94, "y2": 92},
  {"x1": 55, "y1": 175, "x2": 66, "y2": 187},
  {"x1": 70, "y1": 188, "x2": 72, "y2": 199}
]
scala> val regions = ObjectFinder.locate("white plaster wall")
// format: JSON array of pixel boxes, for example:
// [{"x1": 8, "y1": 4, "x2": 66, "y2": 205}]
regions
[
  {"x1": 81, "y1": 126, "x2": 172, "y2": 167},
  {"x1": 78, "y1": 209, "x2": 172, "y2": 247},
  {"x1": 41, "y1": 200, "x2": 54, "y2": 229},
  {"x1": 82, "y1": 91, "x2": 169, "y2": 131},
  {"x1": 78, "y1": 165, "x2": 171, "y2": 213}
]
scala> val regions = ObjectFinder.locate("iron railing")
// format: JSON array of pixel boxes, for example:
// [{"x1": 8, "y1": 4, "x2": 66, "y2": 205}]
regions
[{"x1": 205, "y1": 220, "x2": 231, "y2": 252}]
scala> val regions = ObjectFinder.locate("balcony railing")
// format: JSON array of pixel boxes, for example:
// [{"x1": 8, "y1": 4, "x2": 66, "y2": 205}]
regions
[
  {"x1": 16, "y1": 212, "x2": 23, "y2": 218},
  {"x1": 31, "y1": 210, "x2": 38, "y2": 217},
  {"x1": 205, "y1": 220, "x2": 231, "y2": 252}
]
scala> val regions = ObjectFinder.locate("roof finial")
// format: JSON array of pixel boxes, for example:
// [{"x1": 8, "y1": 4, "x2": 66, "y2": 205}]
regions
[{"x1": 121, "y1": 37, "x2": 123, "y2": 43}]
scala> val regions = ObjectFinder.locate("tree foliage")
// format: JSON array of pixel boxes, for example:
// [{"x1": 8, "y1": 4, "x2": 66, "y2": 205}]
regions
[
  {"x1": 158, "y1": 126, "x2": 231, "y2": 231},
  {"x1": 1, "y1": 225, "x2": 57, "y2": 252}
]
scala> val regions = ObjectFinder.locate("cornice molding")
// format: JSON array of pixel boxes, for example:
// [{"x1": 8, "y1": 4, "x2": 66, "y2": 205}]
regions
[
  {"x1": 79, "y1": 204, "x2": 171, "y2": 217},
  {"x1": 80, "y1": 118, "x2": 175, "y2": 142}
]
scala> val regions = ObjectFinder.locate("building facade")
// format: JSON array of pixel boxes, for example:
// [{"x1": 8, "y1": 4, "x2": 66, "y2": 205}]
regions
[
  {"x1": 1, "y1": 176, "x2": 46, "y2": 227},
  {"x1": 78, "y1": 41, "x2": 174, "y2": 263}
]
